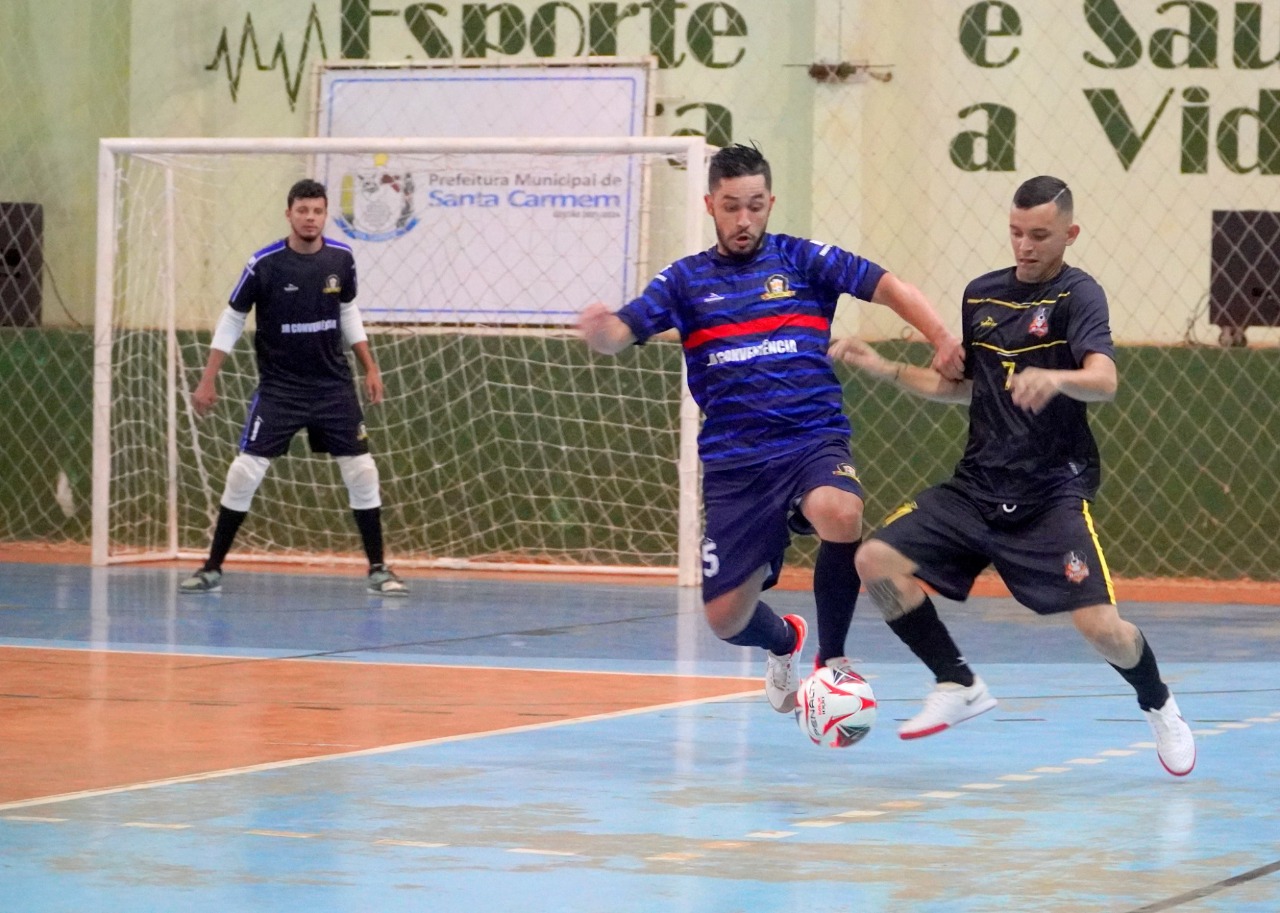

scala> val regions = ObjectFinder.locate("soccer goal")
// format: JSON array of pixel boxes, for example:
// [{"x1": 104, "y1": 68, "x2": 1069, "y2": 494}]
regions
[{"x1": 93, "y1": 136, "x2": 707, "y2": 584}]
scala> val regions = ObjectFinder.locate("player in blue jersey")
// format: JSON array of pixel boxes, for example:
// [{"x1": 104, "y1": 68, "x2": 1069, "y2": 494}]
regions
[
  {"x1": 580, "y1": 144, "x2": 962, "y2": 713},
  {"x1": 179, "y1": 179, "x2": 408, "y2": 597},
  {"x1": 831, "y1": 176, "x2": 1195, "y2": 775}
]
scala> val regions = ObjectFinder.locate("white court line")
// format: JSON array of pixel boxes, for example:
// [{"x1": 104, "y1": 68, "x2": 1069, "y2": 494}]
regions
[
  {"x1": 508, "y1": 848, "x2": 580, "y2": 857},
  {"x1": 3, "y1": 815, "x2": 67, "y2": 823},
  {"x1": 0, "y1": 687, "x2": 758, "y2": 812}
]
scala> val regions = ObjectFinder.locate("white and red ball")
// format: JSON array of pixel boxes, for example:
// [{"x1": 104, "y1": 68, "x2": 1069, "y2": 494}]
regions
[{"x1": 795, "y1": 666, "x2": 877, "y2": 748}]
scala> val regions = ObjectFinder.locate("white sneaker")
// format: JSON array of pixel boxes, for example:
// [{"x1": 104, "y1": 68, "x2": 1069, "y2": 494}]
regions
[
  {"x1": 764, "y1": 614, "x2": 807, "y2": 713},
  {"x1": 817, "y1": 655, "x2": 858, "y2": 676},
  {"x1": 899, "y1": 676, "x2": 997, "y2": 740},
  {"x1": 1145, "y1": 695, "x2": 1196, "y2": 777}
]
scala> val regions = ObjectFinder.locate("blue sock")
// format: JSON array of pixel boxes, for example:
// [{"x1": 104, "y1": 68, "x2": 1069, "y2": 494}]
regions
[{"x1": 724, "y1": 601, "x2": 796, "y2": 655}]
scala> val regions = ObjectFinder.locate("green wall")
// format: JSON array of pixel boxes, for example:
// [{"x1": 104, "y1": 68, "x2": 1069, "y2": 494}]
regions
[{"x1": 3, "y1": 330, "x2": 1276, "y2": 580}]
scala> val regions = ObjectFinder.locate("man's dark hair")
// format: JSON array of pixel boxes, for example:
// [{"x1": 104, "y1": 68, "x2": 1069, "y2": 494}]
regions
[
  {"x1": 707, "y1": 143, "x2": 771, "y2": 192},
  {"x1": 1013, "y1": 175, "x2": 1072, "y2": 218},
  {"x1": 287, "y1": 178, "x2": 328, "y2": 208}
]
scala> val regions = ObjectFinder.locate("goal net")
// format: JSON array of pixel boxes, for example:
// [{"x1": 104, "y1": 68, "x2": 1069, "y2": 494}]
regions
[{"x1": 93, "y1": 136, "x2": 707, "y2": 583}]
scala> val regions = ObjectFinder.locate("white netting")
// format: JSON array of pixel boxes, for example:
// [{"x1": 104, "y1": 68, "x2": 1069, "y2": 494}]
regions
[
  {"x1": 789, "y1": 1, "x2": 1280, "y2": 582},
  {"x1": 95, "y1": 138, "x2": 705, "y2": 576},
  {"x1": 5, "y1": 3, "x2": 1280, "y2": 582}
]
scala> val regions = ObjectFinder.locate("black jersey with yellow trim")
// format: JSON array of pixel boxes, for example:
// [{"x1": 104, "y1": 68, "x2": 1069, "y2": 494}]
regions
[
  {"x1": 952, "y1": 264, "x2": 1114, "y2": 505},
  {"x1": 229, "y1": 237, "x2": 358, "y2": 396}
]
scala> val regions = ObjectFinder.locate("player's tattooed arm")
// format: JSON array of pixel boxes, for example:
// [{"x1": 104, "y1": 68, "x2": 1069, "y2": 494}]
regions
[{"x1": 828, "y1": 337, "x2": 971, "y2": 404}]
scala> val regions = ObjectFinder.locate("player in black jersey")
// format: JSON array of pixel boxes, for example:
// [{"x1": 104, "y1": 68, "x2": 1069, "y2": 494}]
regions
[
  {"x1": 831, "y1": 176, "x2": 1195, "y2": 776},
  {"x1": 179, "y1": 179, "x2": 407, "y2": 597}
]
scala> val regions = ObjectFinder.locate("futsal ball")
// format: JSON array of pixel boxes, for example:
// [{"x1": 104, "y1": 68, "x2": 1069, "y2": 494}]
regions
[{"x1": 795, "y1": 666, "x2": 877, "y2": 748}]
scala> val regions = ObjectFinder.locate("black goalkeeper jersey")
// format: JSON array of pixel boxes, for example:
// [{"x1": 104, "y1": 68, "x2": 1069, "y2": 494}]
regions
[
  {"x1": 952, "y1": 264, "x2": 1114, "y2": 505},
  {"x1": 229, "y1": 237, "x2": 358, "y2": 396}
]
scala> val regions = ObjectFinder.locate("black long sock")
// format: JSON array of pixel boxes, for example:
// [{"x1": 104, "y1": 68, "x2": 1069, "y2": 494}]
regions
[
  {"x1": 353, "y1": 506, "x2": 385, "y2": 568},
  {"x1": 723, "y1": 600, "x2": 796, "y2": 655},
  {"x1": 886, "y1": 596, "x2": 975, "y2": 686},
  {"x1": 1109, "y1": 633, "x2": 1170, "y2": 711},
  {"x1": 814, "y1": 539, "x2": 860, "y2": 665},
  {"x1": 203, "y1": 506, "x2": 247, "y2": 572}
]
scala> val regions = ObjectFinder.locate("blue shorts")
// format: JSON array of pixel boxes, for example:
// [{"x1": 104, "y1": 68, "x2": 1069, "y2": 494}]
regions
[
  {"x1": 239, "y1": 386, "x2": 369, "y2": 458},
  {"x1": 700, "y1": 439, "x2": 865, "y2": 602},
  {"x1": 870, "y1": 482, "x2": 1115, "y2": 614}
]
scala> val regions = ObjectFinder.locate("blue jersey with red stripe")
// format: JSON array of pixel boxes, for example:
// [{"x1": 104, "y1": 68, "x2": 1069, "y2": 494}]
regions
[{"x1": 616, "y1": 233, "x2": 886, "y2": 468}]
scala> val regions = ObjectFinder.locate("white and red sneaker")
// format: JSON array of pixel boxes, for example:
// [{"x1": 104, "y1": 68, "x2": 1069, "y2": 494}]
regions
[
  {"x1": 1144, "y1": 695, "x2": 1196, "y2": 777},
  {"x1": 899, "y1": 677, "x2": 997, "y2": 740},
  {"x1": 764, "y1": 614, "x2": 808, "y2": 713}
]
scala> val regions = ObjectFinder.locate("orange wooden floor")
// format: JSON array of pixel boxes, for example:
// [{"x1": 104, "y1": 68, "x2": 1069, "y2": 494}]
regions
[{"x1": 0, "y1": 646, "x2": 757, "y2": 805}]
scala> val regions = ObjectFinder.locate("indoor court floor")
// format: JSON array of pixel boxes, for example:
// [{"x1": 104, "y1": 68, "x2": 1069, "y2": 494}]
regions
[{"x1": 0, "y1": 559, "x2": 1277, "y2": 913}]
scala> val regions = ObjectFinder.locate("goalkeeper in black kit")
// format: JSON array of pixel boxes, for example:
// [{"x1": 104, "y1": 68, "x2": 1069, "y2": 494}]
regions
[{"x1": 180, "y1": 179, "x2": 408, "y2": 597}]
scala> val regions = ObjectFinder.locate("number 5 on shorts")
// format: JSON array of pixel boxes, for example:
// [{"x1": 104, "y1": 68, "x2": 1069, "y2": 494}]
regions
[{"x1": 701, "y1": 539, "x2": 720, "y2": 578}]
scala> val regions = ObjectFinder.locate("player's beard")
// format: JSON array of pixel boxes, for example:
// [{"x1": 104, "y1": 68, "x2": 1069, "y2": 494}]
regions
[{"x1": 717, "y1": 225, "x2": 765, "y2": 260}]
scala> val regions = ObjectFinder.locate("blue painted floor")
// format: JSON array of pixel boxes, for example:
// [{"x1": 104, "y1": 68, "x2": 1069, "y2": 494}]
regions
[{"x1": 1, "y1": 561, "x2": 1277, "y2": 912}]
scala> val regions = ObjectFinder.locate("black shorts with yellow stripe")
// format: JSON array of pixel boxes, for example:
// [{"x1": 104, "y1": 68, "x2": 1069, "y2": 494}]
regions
[{"x1": 869, "y1": 481, "x2": 1115, "y2": 614}]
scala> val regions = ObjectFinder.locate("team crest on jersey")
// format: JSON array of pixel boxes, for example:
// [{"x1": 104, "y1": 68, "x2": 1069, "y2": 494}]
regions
[
  {"x1": 333, "y1": 154, "x2": 419, "y2": 243},
  {"x1": 1028, "y1": 307, "x2": 1050, "y2": 338},
  {"x1": 323, "y1": 274, "x2": 342, "y2": 294},
  {"x1": 1063, "y1": 551, "x2": 1090, "y2": 584},
  {"x1": 761, "y1": 274, "x2": 796, "y2": 300},
  {"x1": 832, "y1": 462, "x2": 861, "y2": 483},
  {"x1": 357, "y1": 422, "x2": 368, "y2": 441}
]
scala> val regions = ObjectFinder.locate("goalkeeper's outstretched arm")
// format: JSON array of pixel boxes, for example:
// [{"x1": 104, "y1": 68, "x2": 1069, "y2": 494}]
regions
[{"x1": 579, "y1": 302, "x2": 636, "y2": 355}]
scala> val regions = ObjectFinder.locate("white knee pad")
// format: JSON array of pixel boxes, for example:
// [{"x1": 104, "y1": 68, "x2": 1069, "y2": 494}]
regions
[
  {"x1": 220, "y1": 454, "x2": 270, "y2": 512},
  {"x1": 336, "y1": 453, "x2": 381, "y2": 510}
]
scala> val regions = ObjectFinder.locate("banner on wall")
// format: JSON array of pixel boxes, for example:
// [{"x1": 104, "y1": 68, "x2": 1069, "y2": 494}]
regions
[{"x1": 315, "y1": 61, "x2": 650, "y2": 324}]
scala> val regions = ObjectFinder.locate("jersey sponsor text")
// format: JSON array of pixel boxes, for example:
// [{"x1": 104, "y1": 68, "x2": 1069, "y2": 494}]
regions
[
  {"x1": 281, "y1": 318, "x2": 338, "y2": 335},
  {"x1": 708, "y1": 337, "x2": 798, "y2": 365}
]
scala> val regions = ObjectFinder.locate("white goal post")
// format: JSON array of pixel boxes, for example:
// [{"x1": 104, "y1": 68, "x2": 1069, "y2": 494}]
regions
[{"x1": 93, "y1": 136, "x2": 707, "y2": 584}]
